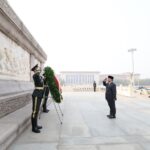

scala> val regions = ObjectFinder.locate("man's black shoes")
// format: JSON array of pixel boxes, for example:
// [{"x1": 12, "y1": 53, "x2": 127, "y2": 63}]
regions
[
  {"x1": 107, "y1": 115, "x2": 116, "y2": 119},
  {"x1": 109, "y1": 115, "x2": 116, "y2": 119},
  {"x1": 107, "y1": 115, "x2": 111, "y2": 118}
]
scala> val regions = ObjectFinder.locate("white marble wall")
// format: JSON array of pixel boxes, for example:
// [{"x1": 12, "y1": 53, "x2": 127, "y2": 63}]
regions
[{"x1": 0, "y1": 31, "x2": 30, "y2": 81}]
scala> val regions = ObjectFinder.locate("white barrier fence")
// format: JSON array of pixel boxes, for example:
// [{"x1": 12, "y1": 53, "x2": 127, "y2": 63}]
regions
[
  {"x1": 117, "y1": 85, "x2": 134, "y2": 97},
  {"x1": 117, "y1": 85, "x2": 150, "y2": 97},
  {"x1": 62, "y1": 85, "x2": 101, "y2": 92},
  {"x1": 62, "y1": 85, "x2": 150, "y2": 98}
]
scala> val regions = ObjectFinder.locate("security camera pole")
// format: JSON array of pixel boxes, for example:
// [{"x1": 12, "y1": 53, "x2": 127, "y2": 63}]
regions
[{"x1": 128, "y1": 48, "x2": 137, "y2": 88}]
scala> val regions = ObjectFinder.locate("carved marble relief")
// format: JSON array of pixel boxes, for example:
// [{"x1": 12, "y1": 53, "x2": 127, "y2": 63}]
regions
[{"x1": 0, "y1": 32, "x2": 30, "y2": 81}]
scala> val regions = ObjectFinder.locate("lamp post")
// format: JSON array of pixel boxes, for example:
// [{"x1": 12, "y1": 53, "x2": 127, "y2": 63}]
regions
[{"x1": 128, "y1": 48, "x2": 137, "y2": 87}]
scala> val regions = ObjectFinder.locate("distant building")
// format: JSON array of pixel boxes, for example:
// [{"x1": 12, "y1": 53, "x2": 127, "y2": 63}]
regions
[
  {"x1": 59, "y1": 72, "x2": 140, "y2": 86},
  {"x1": 60, "y1": 71, "x2": 100, "y2": 85}
]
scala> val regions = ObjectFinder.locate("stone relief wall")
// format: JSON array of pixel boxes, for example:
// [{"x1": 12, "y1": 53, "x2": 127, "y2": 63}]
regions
[
  {"x1": 0, "y1": 31, "x2": 30, "y2": 81},
  {"x1": 0, "y1": 0, "x2": 47, "y2": 118}
]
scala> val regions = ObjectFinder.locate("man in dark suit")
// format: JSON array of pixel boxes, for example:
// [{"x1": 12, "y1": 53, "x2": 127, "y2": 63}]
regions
[{"x1": 103, "y1": 76, "x2": 117, "y2": 119}]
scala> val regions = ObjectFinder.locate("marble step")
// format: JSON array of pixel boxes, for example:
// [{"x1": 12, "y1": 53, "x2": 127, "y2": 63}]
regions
[{"x1": 0, "y1": 103, "x2": 31, "y2": 150}]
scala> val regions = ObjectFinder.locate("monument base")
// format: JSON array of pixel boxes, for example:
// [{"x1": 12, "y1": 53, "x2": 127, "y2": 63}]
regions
[{"x1": 0, "y1": 80, "x2": 33, "y2": 118}]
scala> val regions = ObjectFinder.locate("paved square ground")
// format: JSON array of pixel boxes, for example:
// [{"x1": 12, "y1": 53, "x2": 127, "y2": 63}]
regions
[{"x1": 9, "y1": 92, "x2": 150, "y2": 150}]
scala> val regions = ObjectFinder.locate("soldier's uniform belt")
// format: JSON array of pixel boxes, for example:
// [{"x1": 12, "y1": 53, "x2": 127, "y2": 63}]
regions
[{"x1": 35, "y1": 87, "x2": 44, "y2": 90}]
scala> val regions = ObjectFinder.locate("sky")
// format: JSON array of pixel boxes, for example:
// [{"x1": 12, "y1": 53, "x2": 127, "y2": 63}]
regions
[{"x1": 7, "y1": 0, "x2": 150, "y2": 78}]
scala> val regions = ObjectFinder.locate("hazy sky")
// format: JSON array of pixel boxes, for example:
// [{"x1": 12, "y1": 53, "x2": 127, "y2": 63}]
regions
[{"x1": 8, "y1": 0, "x2": 150, "y2": 78}]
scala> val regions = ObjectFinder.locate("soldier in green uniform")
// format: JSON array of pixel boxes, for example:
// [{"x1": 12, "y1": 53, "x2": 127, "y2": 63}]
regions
[
  {"x1": 42, "y1": 73, "x2": 50, "y2": 113},
  {"x1": 31, "y1": 64, "x2": 44, "y2": 133}
]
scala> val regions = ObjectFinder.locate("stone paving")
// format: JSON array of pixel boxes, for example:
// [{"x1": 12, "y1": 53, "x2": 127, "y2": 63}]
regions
[{"x1": 9, "y1": 92, "x2": 150, "y2": 150}]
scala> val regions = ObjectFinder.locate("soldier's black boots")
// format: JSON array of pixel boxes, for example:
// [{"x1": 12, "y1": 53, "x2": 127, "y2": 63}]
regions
[
  {"x1": 43, "y1": 98, "x2": 49, "y2": 113},
  {"x1": 37, "y1": 125, "x2": 42, "y2": 129},
  {"x1": 35, "y1": 119, "x2": 43, "y2": 129},
  {"x1": 43, "y1": 109, "x2": 49, "y2": 113},
  {"x1": 32, "y1": 118, "x2": 42, "y2": 133},
  {"x1": 32, "y1": 128, "x2": 41, "y2": 133}
]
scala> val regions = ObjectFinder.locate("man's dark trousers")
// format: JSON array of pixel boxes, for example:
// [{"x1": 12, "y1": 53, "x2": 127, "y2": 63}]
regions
[{"x1": 107, "y1": 98, "x2": 116, "y2": 116}]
